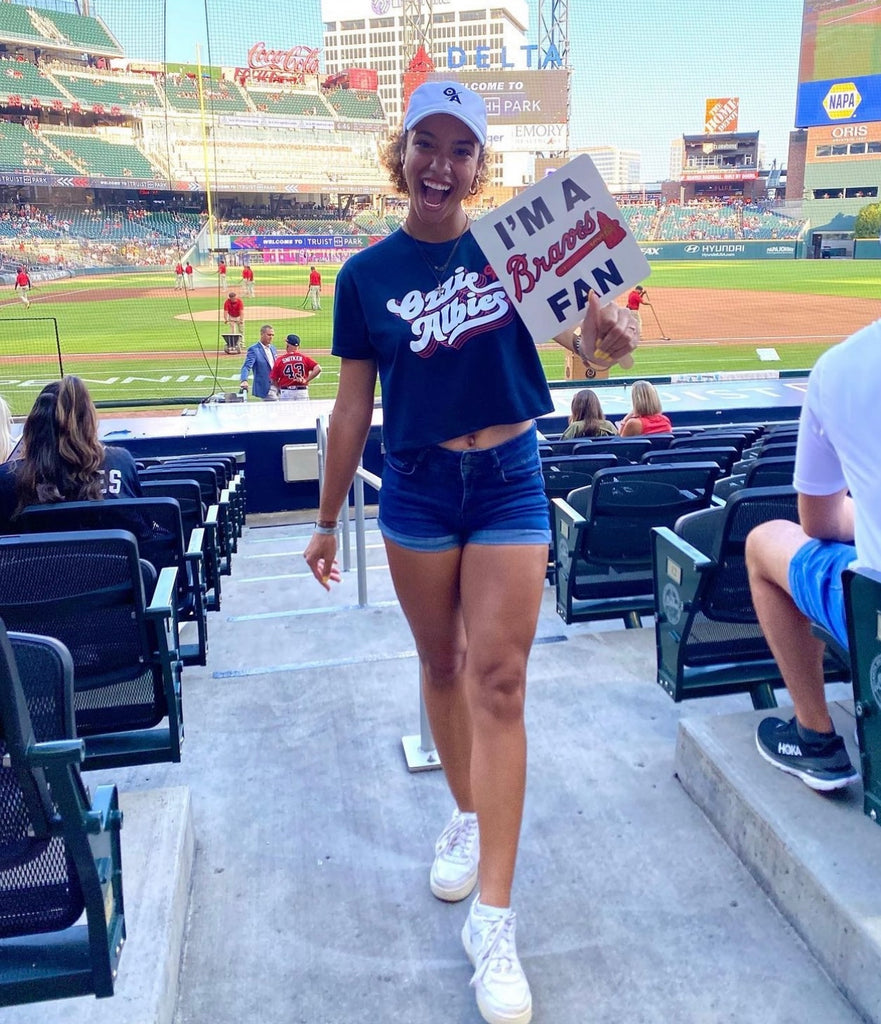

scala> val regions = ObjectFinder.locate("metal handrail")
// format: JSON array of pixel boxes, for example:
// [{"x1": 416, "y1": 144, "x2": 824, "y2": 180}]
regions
[{"x1": 315, "y1": 415, "x2": 440, "y2": 771}]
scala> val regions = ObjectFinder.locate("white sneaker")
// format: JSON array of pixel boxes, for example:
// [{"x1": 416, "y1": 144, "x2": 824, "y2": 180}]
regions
[
  {"x1": 430, "y1": 809, "x2": 479, "y2": 902},
  {"x1": 462, "y1": 898, "x2": 532, "y2": 1024}
]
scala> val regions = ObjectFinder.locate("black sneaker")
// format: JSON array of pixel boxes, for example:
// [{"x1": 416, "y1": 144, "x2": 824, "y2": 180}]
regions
[{"x1": 756, "y1": 716, "x2": 860, "y2": 792}]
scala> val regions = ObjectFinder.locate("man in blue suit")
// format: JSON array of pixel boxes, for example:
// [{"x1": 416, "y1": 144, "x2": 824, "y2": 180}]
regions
[{"x1": 239, "y1": 324, "x2": 279, "y2": 400}]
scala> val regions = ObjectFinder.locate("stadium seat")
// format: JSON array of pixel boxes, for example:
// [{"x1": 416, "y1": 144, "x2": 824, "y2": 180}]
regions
[
  {"x1": 652, "y1": 486, "x2": 849, "y2": 708},
  {"x1": 553, "y1": 462, "x2": 720, "y2": 628},
  {"x1": 0, "y1": 530, "x2": 184, "y2": 770},
  {"x1": 19, "y1": 498, "x2": 209, "y2": 667},
  {"x1": 844, "y1": 567, "x2": 881, "y2": 825},
  {"x1": 0, "y1": 621, "x2": 125, "y2": 1006},
  {"x1": 139, "y1": 479, "x2": 222, "y2": 612}
]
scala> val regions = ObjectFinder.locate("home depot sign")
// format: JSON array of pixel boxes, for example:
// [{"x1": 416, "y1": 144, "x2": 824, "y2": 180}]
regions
[{"x1": 705, "y1": 97, "x2": 739, "y2": 134}]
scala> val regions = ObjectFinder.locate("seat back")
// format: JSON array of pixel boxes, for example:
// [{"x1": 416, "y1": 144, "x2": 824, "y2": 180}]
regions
[
  {"x1": 642, "y1": 446, "x2": 740, "y2": 475},
  {"x1": 139, "y1": 479, "x2": 205, "y2": 535},
  {"x1": 580, "y1": 463, "x2": 720, "y2": 567},
  {"x1": 844, "y1": 567, "x2": 881, "y2": 824},
  {"x1": 670, "y1": 432, "x2": 749, "y2": 457},
  {"x1": 19, "y1": 497, "x2": 187, "y2": 596},
  {"x1": 0, "y1": 621, "x2": 126, "y2": 1002},
  {"x1": 0, "y1": 530, "x2": 167, "y2": 737},
  {"x1": 571, "y1": 437, "x2": 654, "y2": 462},
  {"x1": 541, "y1": 454, "x2": 619, "y2": 499},
  {"x1": 139, "y1": 465, "x2": 219, "y2": 506},
  {"x1": 743, "y1": 456, "x2": 795, "y2": 489},
  {"x1": 0, "y1": 623, "x2": 83, "y2": 938},
  {"x1": 681, "y1": 486, "x2": 799, "y2": 622}
]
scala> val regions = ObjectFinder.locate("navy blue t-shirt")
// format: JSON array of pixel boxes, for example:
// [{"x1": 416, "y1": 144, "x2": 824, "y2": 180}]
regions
[
  {"x1": 0, "y1": 444, "x2": 142, "y2": 533},
  {"x1": 332, "y1": 228, "x2": 553, "y2": 454}
]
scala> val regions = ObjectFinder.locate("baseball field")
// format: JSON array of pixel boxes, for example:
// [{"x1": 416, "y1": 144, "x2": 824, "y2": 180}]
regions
[{"x1": 0, "y1": 257, "x2": 877, "y2": 416}]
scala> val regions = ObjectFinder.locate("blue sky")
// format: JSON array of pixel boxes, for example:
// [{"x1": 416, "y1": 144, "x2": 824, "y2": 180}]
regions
[{"x1": 92, "y1": 0, "x2": 805, "y2": 181}]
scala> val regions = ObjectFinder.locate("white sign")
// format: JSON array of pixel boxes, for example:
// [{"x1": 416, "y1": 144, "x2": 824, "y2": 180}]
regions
[{"x1": 471, "y1": 154, "x2": 651, "y2": 344}]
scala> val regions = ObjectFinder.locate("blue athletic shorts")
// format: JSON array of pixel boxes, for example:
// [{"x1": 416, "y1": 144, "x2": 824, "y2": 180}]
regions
[
  {"x1": 788, "y1": 538, "x2": 856, "y2": 650},
  {"x1": 378, "y1": 422, "x2": 552, "y2": 553}
]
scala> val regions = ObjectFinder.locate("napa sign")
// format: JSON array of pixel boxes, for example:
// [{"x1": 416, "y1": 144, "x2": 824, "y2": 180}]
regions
[
  {"x1": 796, "y1": 74, "x2": 881, "y2": 127},
  {"x1": 447, "y1": 44, "x2": 564, "y2": 70}
]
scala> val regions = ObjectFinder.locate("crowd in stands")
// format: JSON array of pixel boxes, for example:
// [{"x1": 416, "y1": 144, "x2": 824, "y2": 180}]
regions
[{"x1": 0, "y1": 196, "x2": 802, "y2": 272}]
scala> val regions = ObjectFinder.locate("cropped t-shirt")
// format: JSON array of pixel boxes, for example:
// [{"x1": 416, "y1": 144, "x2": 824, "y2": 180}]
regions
[{"x1": 332, "y1": 228, "x2": 553, "y2": 454}]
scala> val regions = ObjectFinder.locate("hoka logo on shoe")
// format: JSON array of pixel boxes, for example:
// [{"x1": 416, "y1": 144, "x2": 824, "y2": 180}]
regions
[{"x1": 778, "y1": 742, "x2": 802, "y2": 756}]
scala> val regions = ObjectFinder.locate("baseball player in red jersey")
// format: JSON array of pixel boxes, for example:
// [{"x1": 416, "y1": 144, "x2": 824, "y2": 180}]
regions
[
  {"x1": 174, "y1": 261, "x2": 184, "y2": 290},
  {"x1": 269, "y1": 333, "x2": 321, "y2": 400},
  {"x1": 223, "y1": 291, "x2": 245, "y2": 353}
]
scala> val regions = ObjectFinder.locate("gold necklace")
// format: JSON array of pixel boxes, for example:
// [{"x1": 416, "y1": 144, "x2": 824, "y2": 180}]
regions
[{"x1": 407, "y1": 217, "x2": 470, "y2": 287}]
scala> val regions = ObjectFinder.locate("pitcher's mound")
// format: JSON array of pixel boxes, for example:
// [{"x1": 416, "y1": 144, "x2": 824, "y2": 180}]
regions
[{"x1": 175, "y1": 306, "x2": 313, "y2": 322}]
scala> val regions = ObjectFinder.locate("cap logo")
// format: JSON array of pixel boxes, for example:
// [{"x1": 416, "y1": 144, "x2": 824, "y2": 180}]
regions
[{"x1": 443, "y1": 86, "x2": 462, "y2": 105}]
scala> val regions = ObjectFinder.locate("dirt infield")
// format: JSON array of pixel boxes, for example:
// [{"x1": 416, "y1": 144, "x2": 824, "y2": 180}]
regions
[
  {"x1": 9, "y1": 281, "x2": 877, "y2": 351},
  {"x1": 51, "y1": 282, "x2": 335, "y2": 304},
  {"x1": 618, "y1": 287, "x2": 879, "y2": 346},
  {"x1": 174, "y1": 305, "x2": 313, "y2": 322}
]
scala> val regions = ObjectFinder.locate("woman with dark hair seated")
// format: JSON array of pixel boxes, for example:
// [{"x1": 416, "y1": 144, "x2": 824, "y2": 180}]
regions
[
  {"x1": 0, "y1": 376, "x2": 141, "y2": 532},
  {"x1": 561, "y1": 388, "x2": 617, "y2": 439}
]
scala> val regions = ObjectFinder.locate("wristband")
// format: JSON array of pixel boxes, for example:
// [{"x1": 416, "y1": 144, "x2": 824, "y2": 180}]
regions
[
  {"x1": 314, "y1": 521, "x2": 338, "y2": 535},
  {"x1": 572, "y1": 333, "x2": 582, "y2": 359}
]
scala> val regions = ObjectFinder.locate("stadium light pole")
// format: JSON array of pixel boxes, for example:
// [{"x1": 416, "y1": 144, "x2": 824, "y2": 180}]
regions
[
  {"x1": 195, "y1": 43, "x2": 217, "y2": 254},
  {"x1": 538, "y1": 0, "x2": 571, "y2": 158}
]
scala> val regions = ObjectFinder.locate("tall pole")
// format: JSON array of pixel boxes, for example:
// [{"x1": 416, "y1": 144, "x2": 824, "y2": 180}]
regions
[
  {"x1": 538, "y1": 0, "x2": 571, "y2": 158},
  {"x1": 195, "y1": 43, "x2": 216, "y2": 253}
]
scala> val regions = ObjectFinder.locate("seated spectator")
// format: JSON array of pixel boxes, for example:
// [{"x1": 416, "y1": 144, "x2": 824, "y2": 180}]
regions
[
  {"x1": 744, "y1": 319, "x2": 881, "y2": 792},
  {"x1": 0, "y1": 395, "x2": 12, "y2": 463},
  {"x1": 561, "y1": 389, "x2": 617, "y2": 439},
  {"x1": 0, "y1": 376, "x2": 142, "y2": 532},
  {"x1": 618, "y1": 380, "x2": 673, "y2": 436}
]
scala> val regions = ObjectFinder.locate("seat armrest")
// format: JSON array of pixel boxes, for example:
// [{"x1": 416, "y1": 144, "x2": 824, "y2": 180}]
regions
[
  {"x1": 148, "y1": 565, "x2": 178, "y2": 615},
  {"x1": 24, "y1": 737, "x2": 85, "y2": 768}
]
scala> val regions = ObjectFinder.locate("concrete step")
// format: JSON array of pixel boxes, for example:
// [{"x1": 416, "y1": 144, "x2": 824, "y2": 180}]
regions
[
  {"x1": 676, "y1": 700, "x2": 881, "y2": 1024},
  {"x1": 0, "y1": 786, "x2": 194, "y2": 1024}
]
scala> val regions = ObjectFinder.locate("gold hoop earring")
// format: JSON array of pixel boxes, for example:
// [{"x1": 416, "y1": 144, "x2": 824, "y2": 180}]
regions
[{"x1": 469, "y1": 180, "x2": 478, "y2": 196}]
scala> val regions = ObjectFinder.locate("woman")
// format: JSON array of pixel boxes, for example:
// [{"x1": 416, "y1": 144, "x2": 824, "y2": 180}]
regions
[
  {"x1": 618, "y1": 379, "x2": 673, "y2": 436},
  {"x1": 0, "y1": 376, "x2": 142, "y2": 532},
  {"x1": 561, "y1": 388, "x2": 617, "y2": 439},
  {"x1": 303, "y1": 81, "x2": 638, "y2": 1024}
]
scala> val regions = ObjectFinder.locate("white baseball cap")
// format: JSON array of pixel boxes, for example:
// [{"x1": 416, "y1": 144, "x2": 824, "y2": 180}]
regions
[{"x1": 404, "y1": 80, "x2": 487, "y2": 146}]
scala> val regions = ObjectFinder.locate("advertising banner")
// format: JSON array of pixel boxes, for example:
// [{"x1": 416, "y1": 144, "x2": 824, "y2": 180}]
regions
[
  {"x1": 230, "y1": 235, "x2": 371, "y2": 251},
  {"x1": 403, "y1": 70, "x2": 568, "y2": 125},
  {"x1": 796, "y1": 74, "x2": 881, "y2": 127},
  {"x1": 704, "y1": 98, "x2": 739, "y2": 133},
  {"x1": 639, "y1": 241, "x2": 798, "y2": 260}
]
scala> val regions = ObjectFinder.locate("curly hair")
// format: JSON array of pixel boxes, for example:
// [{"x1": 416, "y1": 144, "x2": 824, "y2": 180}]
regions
[
  {"x1": 380, "y1": 127, "x2": 490, "y2": 196},
  {"x1": 14, "y1": 376, "x2": 105, "y2": 514}
]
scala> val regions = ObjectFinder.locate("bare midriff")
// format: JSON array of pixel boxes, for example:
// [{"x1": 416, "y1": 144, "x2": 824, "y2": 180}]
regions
[{"x1": 438, "y1": 419, "x2": 532, "y2": 452}]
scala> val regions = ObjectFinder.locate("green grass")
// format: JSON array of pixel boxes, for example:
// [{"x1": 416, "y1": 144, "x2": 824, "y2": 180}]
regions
[
  {"x1": 639, "y1": 259, "x2": 880, "y2": 296},
  {"x1": 0, "y1": 258, "x2": 873, "y2": 414}
]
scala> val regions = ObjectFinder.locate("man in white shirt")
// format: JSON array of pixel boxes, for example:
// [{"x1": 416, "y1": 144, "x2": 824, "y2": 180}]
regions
[{"x1": 745, "y1": 318, "x2": 881, "y2": 791}]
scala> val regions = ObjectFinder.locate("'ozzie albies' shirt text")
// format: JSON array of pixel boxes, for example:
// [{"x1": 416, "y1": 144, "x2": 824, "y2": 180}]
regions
[{"x1": 332, "y1": 229, "x2": 552, "y2": 455}]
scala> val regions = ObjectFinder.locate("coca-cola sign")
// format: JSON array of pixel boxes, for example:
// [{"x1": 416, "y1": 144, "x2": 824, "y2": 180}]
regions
[{"x1": 237, "y1": 42, "x2": 320, "y2": 83}]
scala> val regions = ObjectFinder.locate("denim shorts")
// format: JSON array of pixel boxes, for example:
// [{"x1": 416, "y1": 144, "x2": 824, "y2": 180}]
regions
[
  {"x1": 378, "y1": 423, "x2": 551, "y2": 552},
  {"x1": 789, "y1": 538, "x2": 856, "y2": 650}
]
